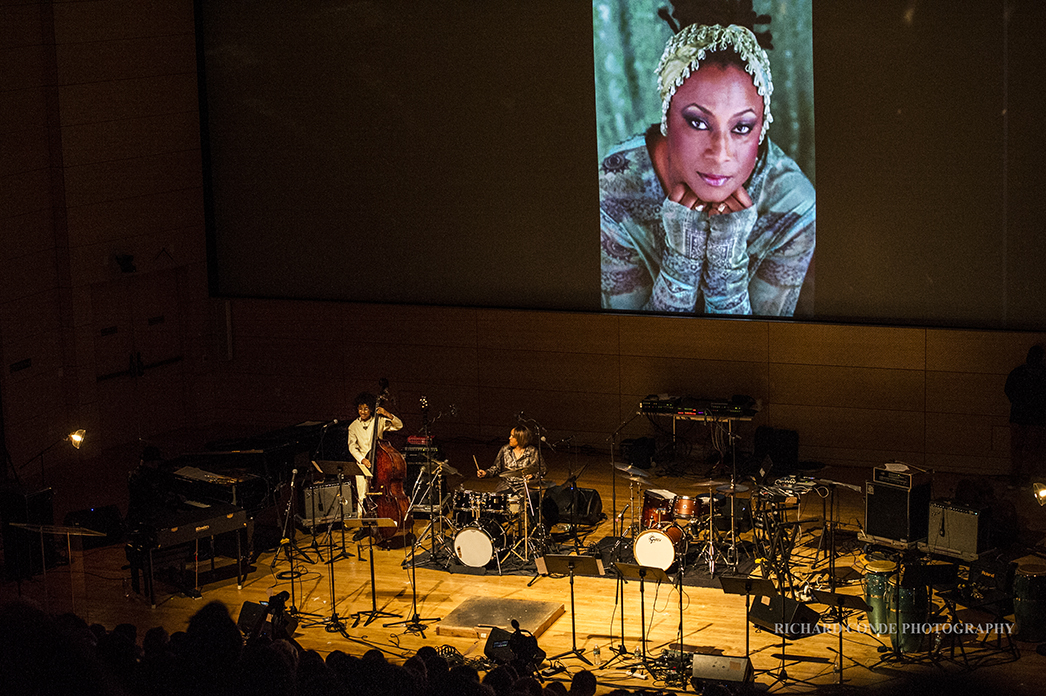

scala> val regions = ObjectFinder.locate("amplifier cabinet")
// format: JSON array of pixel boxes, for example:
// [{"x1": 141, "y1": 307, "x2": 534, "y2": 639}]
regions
[
  {"x1": 865, "y1": 480, "x2": 931, "y2": 545},
  {"x1": 297, "y1": 481, "x2": 355, "y2": 531},
  {"x1": 918, "y1": 500, "x2": 991, "y2": 561}
]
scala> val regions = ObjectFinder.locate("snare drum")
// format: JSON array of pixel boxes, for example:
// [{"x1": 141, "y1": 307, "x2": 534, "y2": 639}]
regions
[
  {"x1": 1013, "y1": 563, "x2": 1046, "y2": 643},
  {"x1": 641, "y1": 490, "x2": 674, "y2": 529},
  {"x1": 453, "y1": 519, "x2": 506, "y2": 568},
  {"x1": 633, "y1": 525, "x2": 687, "y2": 571},
  {"x1": 672, "y1": 495, "x2": 700, "y2": 520}
]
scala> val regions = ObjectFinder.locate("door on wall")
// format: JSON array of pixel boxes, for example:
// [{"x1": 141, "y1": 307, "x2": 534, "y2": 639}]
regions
[{"x1": 92, "y1": 269, "x2": 188, "y2": 452}]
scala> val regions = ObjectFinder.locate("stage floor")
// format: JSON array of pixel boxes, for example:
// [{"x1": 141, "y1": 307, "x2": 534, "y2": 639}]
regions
[{"x1": 6, "y1": 437, "x2": 1046, "y2": 694}]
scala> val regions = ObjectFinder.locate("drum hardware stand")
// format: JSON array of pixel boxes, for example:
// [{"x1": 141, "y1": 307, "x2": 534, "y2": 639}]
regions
[
  {"x1": 407, "y1": 458, "x2": 457, "y2": 566},
  {"x1": 607, "y1": 412, "x2": 641, "y2": 538},
  {"x1": 347, "y1": 518, "x2": 401, "y2": 627},
  {"x1": 543, "y1": 554, "x2": 605, "y2": 665},
  {"x1": 759, "y1": 589, "x2": 820, "y2": 689},
  {"x1": 811, "y1": 589, "x2": 872, "y2": 684},
  {"x1": 613, "y1": 562, "x2": 670, "y2": 676},
  {"x1": 560, "y1": 463, "x2": 590, "y2": 553}
]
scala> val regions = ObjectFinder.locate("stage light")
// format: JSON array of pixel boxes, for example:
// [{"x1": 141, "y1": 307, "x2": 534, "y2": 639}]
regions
[{"x1": 1032, "y1": 483, "x2": 1046, "y2": 507}]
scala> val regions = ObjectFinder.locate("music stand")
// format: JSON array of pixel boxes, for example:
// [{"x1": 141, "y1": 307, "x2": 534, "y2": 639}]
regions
[
  {"x1": 613, "y1": 561, "x2": 670, "y2": 672},
  {"x1": 719, "y1": 576, "x2": 777, "y2": 660},
  {"x1": 346, "y1": 518, "x2": 402, "y2": 627},
  {"x1": 541, "y1": 554, "x2": 605, "y2": 665},
  {"x1": 11, "y1": 522, "x2": 105, "y2": 619},
  {"x1": 811, "y1": 589, "x2": 871, "y2": 684}
]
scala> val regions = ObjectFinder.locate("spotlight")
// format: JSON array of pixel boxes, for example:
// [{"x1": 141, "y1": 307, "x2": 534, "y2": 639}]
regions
[{"x1": 1033, "y1": 483, "x2": 1046, "y2": 507}]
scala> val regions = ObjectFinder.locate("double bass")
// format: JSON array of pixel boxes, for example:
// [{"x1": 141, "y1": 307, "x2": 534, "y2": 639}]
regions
[{"x1": 362, "y1": 380, "x2": 413, "y2": 547}]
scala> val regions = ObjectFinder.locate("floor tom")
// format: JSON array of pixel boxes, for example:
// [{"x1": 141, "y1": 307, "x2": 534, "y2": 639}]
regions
[{"x1": 633, "y1": 525, "x2": 687, "y2": 571}]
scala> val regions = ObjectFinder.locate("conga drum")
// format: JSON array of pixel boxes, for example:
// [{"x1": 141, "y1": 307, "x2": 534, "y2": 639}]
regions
[
  {"x1": 1013, "y1": 563, "x2": 1046, "y2": 643},
  {"x1": 862, "y1": 559, "x2": 897, "y2": 634},
  {"x1": 886, "y1": 573, "x2": 929, "y2": 652}
]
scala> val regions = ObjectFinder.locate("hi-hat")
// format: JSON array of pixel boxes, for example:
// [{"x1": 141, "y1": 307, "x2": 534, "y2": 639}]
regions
[
  {"x1": 617, "y1": 474, "x2": 649, "y2": 485},
  {"x1": 717, "y1": 483, "x2": 750, "y2": 494},
  {"x1": 692, "y1": 478, "x2": 728, "y2": 488}
]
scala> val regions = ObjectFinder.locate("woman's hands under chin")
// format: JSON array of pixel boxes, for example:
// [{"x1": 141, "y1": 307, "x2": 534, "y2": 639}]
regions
[{"x1": 668, "y1": 182, "x2": 752, "y2": 216}]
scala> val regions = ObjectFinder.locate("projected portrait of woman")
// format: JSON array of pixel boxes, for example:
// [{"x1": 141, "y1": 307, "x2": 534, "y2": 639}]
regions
[{"x1": 598, "y1": 0, "x2": 815, "y2": 316}]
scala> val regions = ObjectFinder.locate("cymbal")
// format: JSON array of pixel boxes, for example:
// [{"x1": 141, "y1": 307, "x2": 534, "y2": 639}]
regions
[
  {"x1": 497, "y1": 463, "x2": 541, "y2": 478},
  {"x1": 613, "y1": 463, "x2": 650, "y2": 477},
  {"x1": 419, "y1": 460, "x2": 459, "y2": 476},
  {"x1": 716, "y1": 483, "x2": 750, "y2": 494},
  {"x1": 692, "y1": 478, "x2": 729, "y2": 488},
  {"x1": 617, "y1": 474, "x2": 649, "y2": 484}
]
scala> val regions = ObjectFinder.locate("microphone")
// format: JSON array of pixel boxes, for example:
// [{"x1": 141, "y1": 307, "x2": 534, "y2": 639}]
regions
[
  {"x1": 540, "y1": 435, "x2": 554, "y2": 451},
  {"x1": 517, "y1": 411, "x2": 525, "y2": 421}
]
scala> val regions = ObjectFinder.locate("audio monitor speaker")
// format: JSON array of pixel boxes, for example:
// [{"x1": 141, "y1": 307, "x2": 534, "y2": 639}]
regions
[
  {"x1": 748, "y1": 595, "x2": 821, "y2": 639},
  {"x1": 690, "y1": 653, "x2": 753, "y2": 689},
  {"x1": 865, "y1": 480, "x2": 931, "y2": 544}
]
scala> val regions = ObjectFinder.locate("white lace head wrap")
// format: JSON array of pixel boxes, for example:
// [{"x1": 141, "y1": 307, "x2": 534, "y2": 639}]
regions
[{"x1": 656, "y1": 24, "x2": 773, "y2": 143}]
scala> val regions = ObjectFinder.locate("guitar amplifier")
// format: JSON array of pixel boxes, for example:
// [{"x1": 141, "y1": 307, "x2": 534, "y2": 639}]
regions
[
  {"x1": 918, "y1": 500, "x2": 991, "y2": 561},
  {"x1": 297, "y1": 482, "x2": 354, "y2": 531},
  {"x1": 864, "y1": 478, "x2": 931, "y2": 547}
]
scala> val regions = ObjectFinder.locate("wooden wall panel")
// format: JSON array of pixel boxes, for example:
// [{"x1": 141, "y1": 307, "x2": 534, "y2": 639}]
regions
[
  {"x1": 770, "y1": 323, "x2": 926, "y2": 369},
  {"x1": 770, "y1": 403, "x2": 924, "y2": 453},
  {"x1": 1, "y1": 209, "x2": 54, "y2": 261},
  {"x1": 346, "y1": 343, "x2": 479, "y2": 388},
  {"x1": 477, "y1": 387, "x2": 620, "y2": 438},
  {"x1": 52, "y1": 0, "x2": 194, "y2": 45},
  {"x1": 55, "y1": 34, "x2": 195, "y2": 84},
  {"x1": 65, "y1": 187, "x2": 204, "y2": 249},
  {"x1": 63, "y1": 149, "x2": 202, "y2": 208},
  {"x1": 926, "y1": 328, "x2": 1046, "y2": 374},
  {"x1": 478, "y1": 349, "x2": 619, "y2": 395},
  {"x1": 619, "y1": 314, "x2": 768, "y2": 362},
  {"x1": 3, "y1": 167, "x2": 52, "y2": 221},
  {"x1": 924, "y1": 412, "x2": 1007, "y2": 458},
  {"x1": 3, "y1": 125, "x2": 49, "y2": 177},
  {"x1": 57, "y1": 73, "x2": 197, "y2": 126},
  {"x1": 1, "y1": 87, "x2": 49, "y2": 132},
  {"x1": 0, "y1": 289, "x2": 62, "y2": 346},
  {"x1": 477, "y1": 309, "x2": 619, "y2": 354},
  {"x1": 925, "y1": 371, "x2": 1008, "y2": 417},
  {"x1": 770, "y1": 363, "x2": 924, "y2": 411},
  {"x1": 619, "y1": 355, "x2": 767, "y2": 403},
  {"x1": 2, "y1": 250, "x2": 59, "y2": 306},
  {"x1": 61, "y1": 111, "x2": 200, "y2": 167}
]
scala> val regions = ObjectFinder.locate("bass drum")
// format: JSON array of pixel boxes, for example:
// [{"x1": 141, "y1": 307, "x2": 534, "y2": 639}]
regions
[
  {"x1": 633, "y1": 525, "x2": 687, "y2": 571},
  {"x1": 453, "y1": 519, "x2": 506, "y2": 568}
]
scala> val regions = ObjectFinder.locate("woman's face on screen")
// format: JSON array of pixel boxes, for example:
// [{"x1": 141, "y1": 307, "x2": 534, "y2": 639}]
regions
[{"x1": 664, "y1": 62, "x2": 763, "y2": 203}]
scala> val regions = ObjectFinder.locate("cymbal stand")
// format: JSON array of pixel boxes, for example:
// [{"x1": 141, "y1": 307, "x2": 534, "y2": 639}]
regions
[
  {"x1": 607, "y1": 411, "x2": 642, "y2": 538},
  {"x1": 509, "y1": 477, "x2": 534, "y2": 562},
  {"x1": 407, "y1": 458, "x2": 454, "y2": 565},
  {"x1": 696, "y1": 484, "x2": 720, "y2": 575}
]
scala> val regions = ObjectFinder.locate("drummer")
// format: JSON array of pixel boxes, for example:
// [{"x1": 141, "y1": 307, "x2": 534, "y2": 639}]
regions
[{"x1": 477, "y1": 425, "x2": 545, "y2": 493}]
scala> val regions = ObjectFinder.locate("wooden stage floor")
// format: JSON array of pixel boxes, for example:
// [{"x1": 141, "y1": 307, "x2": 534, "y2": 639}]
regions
[{"x1": 6, "y1": 439, "x2": 1046, "y2": 694}]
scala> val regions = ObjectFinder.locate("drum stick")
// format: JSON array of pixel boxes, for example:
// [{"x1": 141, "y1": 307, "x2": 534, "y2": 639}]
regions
[{"x1": 473, "y1": 454, "x2": 481, "y2": 474}]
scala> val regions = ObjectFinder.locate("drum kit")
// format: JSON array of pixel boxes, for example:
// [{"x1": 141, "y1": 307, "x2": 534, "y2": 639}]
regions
[
  {"x1": 446, "y1": 462, "x2": 550, "y2": 570},
  {"x1": 618, "y1": 465, "x2": 752, "y2": 573}
]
